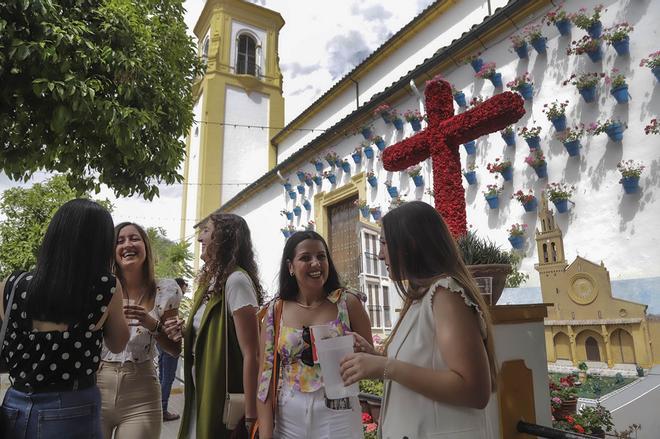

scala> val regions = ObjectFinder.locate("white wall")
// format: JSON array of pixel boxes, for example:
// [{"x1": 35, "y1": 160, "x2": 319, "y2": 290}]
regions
[{"x1": 183, "y1": 94, "x2": 204, "y2": 242}]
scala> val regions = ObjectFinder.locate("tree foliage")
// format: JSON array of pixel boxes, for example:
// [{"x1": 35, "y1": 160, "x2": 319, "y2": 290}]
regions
[
  {"x1": 0, "y1": 0, "x2": 204, "y2": 199},
  {"x1": 0, "y1": 175, "x2": 112, "y2": 278},
  {"x1": 146, "y1": 226, "x2": 193, "y2": 281}
]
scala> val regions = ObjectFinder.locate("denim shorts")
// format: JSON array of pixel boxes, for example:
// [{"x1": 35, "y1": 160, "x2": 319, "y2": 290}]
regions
[{"x1": 1, "y1": 384, "x2": 102, "y2": 439}]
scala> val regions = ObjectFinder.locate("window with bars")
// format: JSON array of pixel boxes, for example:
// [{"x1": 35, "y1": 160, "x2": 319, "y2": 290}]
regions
[
  {"x1": 236, "y1": 34, "x2": 258, "y2": 76},
  {"x1": 201, "y1": 36, "x2": 210, "y2": 64},
  {"x1": 360, "y1": 228, "x2": 392, "y2": 330}
]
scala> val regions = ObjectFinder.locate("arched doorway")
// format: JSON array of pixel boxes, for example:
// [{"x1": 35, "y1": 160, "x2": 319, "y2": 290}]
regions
[
  {"x1": 554, "y1": 332, "x2": 572, "y2": 361},
  {"x1": 585, "y1": 337, "x2": 601, "y2": 361},
  {"x1": 611, "y1": 329, "x2": 636, "y2": 364}
]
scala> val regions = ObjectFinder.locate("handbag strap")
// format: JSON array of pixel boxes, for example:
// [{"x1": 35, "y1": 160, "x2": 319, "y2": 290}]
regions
[
  {"x1": 270, "y1": 299, "x2": 283, "y2": 412},
  {"x1": 0, "y1": 272, "x2": 29, "y2": 360}
]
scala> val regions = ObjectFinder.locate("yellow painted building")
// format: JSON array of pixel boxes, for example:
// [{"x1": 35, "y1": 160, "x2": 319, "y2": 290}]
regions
[{"x1": 535, "y1": 194, "x2": 655, "y2": 368}]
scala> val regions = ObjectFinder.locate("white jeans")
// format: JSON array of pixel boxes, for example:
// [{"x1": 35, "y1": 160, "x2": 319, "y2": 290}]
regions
[{"x1": 274, "y1": 385, "x2": 362, "y2": 439}]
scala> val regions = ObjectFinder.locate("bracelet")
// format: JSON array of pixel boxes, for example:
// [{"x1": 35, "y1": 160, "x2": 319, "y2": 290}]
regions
[
  {"x1": 151, "y1": 320, "x2": 162, "y2": 334},
  {"x1": 383, "y1": 359, "x2": 393, "y2": 381}
]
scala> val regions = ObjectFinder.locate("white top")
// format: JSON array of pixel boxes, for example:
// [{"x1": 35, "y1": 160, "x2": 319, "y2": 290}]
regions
[
  {"x1": 378, "y1": 277, "x2": 494, "y2": 439},
  {"x1": 102, "y1": 278, "x2": 181, "y2": 363}
]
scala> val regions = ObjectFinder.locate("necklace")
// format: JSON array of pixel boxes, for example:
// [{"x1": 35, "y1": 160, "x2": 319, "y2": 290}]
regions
[{"x1": 295, "y1": 298, "x2": 325, "y2": 309}]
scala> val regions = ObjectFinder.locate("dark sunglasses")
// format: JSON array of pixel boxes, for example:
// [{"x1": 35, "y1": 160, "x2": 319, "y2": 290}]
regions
[{"x1": 301, "y1": 326, "x2": 314, "y2": 367}]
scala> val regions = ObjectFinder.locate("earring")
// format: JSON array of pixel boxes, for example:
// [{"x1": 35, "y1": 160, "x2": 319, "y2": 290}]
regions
[{"x1": 290, "y1": 272, "x2": 294, "y2": 277}]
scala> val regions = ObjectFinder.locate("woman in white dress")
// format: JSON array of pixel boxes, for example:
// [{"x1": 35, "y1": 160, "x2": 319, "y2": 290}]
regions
[{"x1": 340, "y1": 201, "x2": 498, "y2": 439}]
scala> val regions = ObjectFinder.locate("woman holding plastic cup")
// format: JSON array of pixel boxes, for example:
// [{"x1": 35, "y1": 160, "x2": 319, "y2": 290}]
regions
[
  {"x1": 97, "y1": 222, "x2": 182, "y2": 438},
  {"x1": 339, "y1": 201, "x2": 498, "y2": 439},
  {"x1": 256, "y1": 231, "x2": 373, "y2": 439}
]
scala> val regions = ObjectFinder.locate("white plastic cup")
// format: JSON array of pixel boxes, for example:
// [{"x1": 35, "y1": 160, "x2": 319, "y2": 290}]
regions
[
  {"x1": 315, "y1": 335, "x2": 359, "y2": 399},
  {"x1": 310, "y1": 324, "x2": 333, "y2": 364}
]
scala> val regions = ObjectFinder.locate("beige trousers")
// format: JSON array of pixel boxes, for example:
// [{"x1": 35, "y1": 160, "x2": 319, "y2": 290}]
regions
[{"x1": 97, "y1": 360, "x2": 162, "y2": 439}]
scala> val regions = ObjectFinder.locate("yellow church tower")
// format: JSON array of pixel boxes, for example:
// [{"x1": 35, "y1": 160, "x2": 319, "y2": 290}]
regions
[{"x1": 180, "y1": 0, "x2": 285, "y2": 253}]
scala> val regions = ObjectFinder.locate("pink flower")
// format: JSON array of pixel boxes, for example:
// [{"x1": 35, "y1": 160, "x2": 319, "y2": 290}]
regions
[{"x1": 366, "y1": 423, "x2": 378, "y2": 433}]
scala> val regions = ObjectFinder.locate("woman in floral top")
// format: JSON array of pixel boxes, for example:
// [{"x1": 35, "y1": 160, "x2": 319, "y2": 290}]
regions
[{"x1": 256, "y1": 231, "x2": 373, "y2": 439}]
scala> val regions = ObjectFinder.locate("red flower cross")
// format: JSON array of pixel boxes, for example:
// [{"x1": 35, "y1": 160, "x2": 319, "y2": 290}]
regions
[{"x1": 382, "y1": 78, "x2": 525, "y2": 236}]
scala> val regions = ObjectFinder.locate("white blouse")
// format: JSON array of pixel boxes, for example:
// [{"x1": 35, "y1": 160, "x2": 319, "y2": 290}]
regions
[{"x1": 102, "y1": 278, "x2": 181, "y2": 363}]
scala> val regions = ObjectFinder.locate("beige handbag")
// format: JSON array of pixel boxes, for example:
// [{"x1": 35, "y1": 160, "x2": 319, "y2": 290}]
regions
[{"x1": 222, "y1": 292, "x2": 244, "y2": 430}]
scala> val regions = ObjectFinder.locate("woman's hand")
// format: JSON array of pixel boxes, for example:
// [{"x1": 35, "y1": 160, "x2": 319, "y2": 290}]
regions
[
  {"x1": 348, "y1": 331, "x2": 379, "y2": 356},
  {"x1": 340, "y1": 353, "x2": 388, "y2": 386},
  {"x1": 123, "y1": 305, "x2": 158, "y2": 331},
  {"x1": 163, "y1": 317, "x2": 184, "y2": 342}
]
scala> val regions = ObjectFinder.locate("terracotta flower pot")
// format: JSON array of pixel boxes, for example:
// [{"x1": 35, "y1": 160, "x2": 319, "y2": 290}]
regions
[
  {"x1": 466, "y1": 264, "x2": 512, "y2": 306},
  {"x1": 554, "y1": 398, "x2": 577, "y2": 419}
]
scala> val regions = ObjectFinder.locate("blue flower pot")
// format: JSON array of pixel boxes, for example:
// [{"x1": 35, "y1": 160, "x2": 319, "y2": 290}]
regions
[
  {"x1": 302, "y1": 200, "x2": 311, "y2": 211},
  {"x1": 563, "y1": 140, "x2": 581, "y2": 157},
  {"x1": 296, "y1": 171, "x2": 305, "y2": 182},
  {"x1": 485, "y1": 194, "x2": 500, "y2": 209},
  {"x1": 288, "y1": 191, "x2": 296, "y2": 200},
  {"x1": 523, "y1": 198, "x2": 538, "y2": 212},
  {"x1": 326, "y1": 158, "x2": 335, "y2": 167},
  {"x1": 412, "y1": 175, "x2": 424, "y2": 187},
  {"x1": 282, "y1": 230, "x2": 291, "y2": 238},
  {"x1": 296, "y1": 185, "x2": 305, "y2": 195},
  {"x1": 490, "y1": 72, "x2": 503, "y2": 88},
  {"x1": 553, "y1": 199, "x2": 568, "y2": 213},
  {"x1": 327, "y1": 175, "x2": 336, "y2": 185},
  {"x1": 500, "y1": 167, "x2": 513, "y2": 181},
  {"x1": 621, "y1": 176, "x2": 640, "y2": 194},
  {"x1": 525, "y1": 136, "x2": 540, "y2": 149},
  {"x1": 454, "y1": 91, "x2": 467, "y2": 107},
  {"x1": 380, "y1": 113, "x2": 391, "y2": 124},
  {"x1": 586, "y1": 45, "x2": 603, "y2": 63},
  {"x1": 551, "y1": 115, "x2": 567, "y2": 132},
  {"x1": 360, "y1": 207, "x2": 370, "y2": 218},
  {"x1": 464, "y1": 171, "x2": 477, "y2": 185},
  {"x1": 371, "y1": 210, "x2": 382, "y2": 221},
  {"x1": 470, "y1": 58, "x2": 484, "y2": 73},
  {"x1": 588, "y1": 21, "x2": 602, "y2": 39},
  {"x1": 611, "y1": 85, "x2": 629, "y2": 104},
  {"x1": 361, "y1": 128, "x2": 373, "y2": 140},
  {"x1": 530, "y1": 37, "x2": 547, "y2": 54},
  {"x1": 579, "y1": 85, "x2": 597, "y2": 103},
  {"x1": 410, "y1": 119, "x2": 422, "y2": 132},
  {"x1": 502, "y1": 131, "x2": 516, "y2": 146},
  {"x1": 305, "y1": 179, "x2": 313, "y2": 187},
  {"x1": 393, "y1": 118, "x2": 404, "y2": 130},
  {"x1": 351, "y1": 153, "x2": 362, "y2": 164},
  {"x1": 534, "y1": 163, "x2": 548, "y2": 179},
  {"x1": 556, "y1": 18, "x2": 571, "y2": 36},
  {"x1": 653, "y1": 67, "x2": 660, "y2": 82},
  {"x1": 612, "y1": 37, "x2": 630, "y2": 56},
  {"x1": 374, "y1": 139, "x2": 386, "y2": 151},
  {"x1": 387, "y1": 186, "x2": 399, "y2": 198},
  {"x1": 605, "y1": 123, "x2": 624, "y2": 141},
  {"x1": 463, "y1": 141, "x2": 476, "y2": 155},
  {"x1": 341, "y1": 162, "x2": 351, "y2": 173},
  {"x1": 367, "y1": 176, "x2": 378, "y2": 187},
  {"x1": 314, "y1": 162, "x2": 323, "y2": 172},
  {"x1": 285, "y1": 212, "x2": 293, "y2": 221},
  {"x1": 312, "y1": 176, "x2": 322, "y2": 186},
  {"x1": 283, "y1": 182, "x2": 292, "y2": 191},
  {"x1": 508, "y1": 235, "x2": 524, "y2": 249},
  {"x1": 518, "y1": 82, "x2": 534, "y2": 101},
  {"x1": 293, "y1": 206, "x2": 302, "y2": 217},
  {"x1": 514, "y1": 43, "x2": 528, "y2": 59},
  {"x1": 364, "y1": 146, "x2": 374, "y2": 159},
  {"x1": 335, "y1": 159, "x2": 343, "y2": 167}
]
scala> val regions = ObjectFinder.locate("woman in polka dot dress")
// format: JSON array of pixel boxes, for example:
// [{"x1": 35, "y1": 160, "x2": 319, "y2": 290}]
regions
[
  {"x1": 0, "y1": 199, "x2": 130, "y2": 439},
  {"x1": 96, "y1": 222, "x2": 182, "y2": 438}
]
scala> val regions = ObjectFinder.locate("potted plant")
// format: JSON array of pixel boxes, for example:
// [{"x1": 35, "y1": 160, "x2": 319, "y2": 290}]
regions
[
  {"x1": 518, "y1": 126, "x2": 542, "y2": 149},
  {"x1": 487, "y1": 157, "x2": 513, "y2": 182},
  {"x1": 506, "y1": 72, "x2": 534, "y2": 100},
  {"x1": 323, "y1": 170, "x2": 337, "y2": 185},
  {"x1": 340, "y1": 159, "x2": 351, "y2": 173},
  {"x1": 303, "y1": 172, "x2": 313, "y2": 187},
  {"x1": 645, "y1": 118, "x2": 659, "y2": 135},
  {"x1": 310, "y1": 157, "x2": 324, "y2": 172},
  {"x1": 371, "y1": 136, "x2": 385, "y2": 152},
  {"x1": 384, "y1": 180, "x2": 399, "y2": 198},
  {"x1": 587, "y1": 118, "x2": 627, "y2": 142},
  {"x1": 571, "y1": 4, "x2": 606, "y2": 38},
  {"x1": 469, "y1": 95, "x2": 484, "y2": 108},
  {"x1": 543, "y1": 3, "x2": 572, "y2": 36},
  {"x1": 510, "y1": 34, "x2": 528, "y2": 59},
  {"x1": 390, "y1": 109, "x2": 404, "y2": 130},
  {"x1": 366, "y1": 170, "x2": 378, "y2": 187},
  {"x1": 464, "y1": 52, "x2": 484, "y2": 72},
  {"x1": 524, "y1": 148, "x2": 548, "y2": 179},
  {"x1": 524, "y1": 23, "x2": 547, "y2": 54},
  {"x1": 566, "y1": 36, "x2": 603, "y2": 63},
  {"x1": 542, "y1": 100, "x2": 569, "y2": 131},
  {"x1": 603, "y1": 22, "x2": 633, "y2": 56},
  {"x1": 512, "y1": 189, "x2": 538, "y2": 212},
  {"x1": 463, "y1": 164, "x2": 478, "y2": 185},
  {"x1": 304, "y1": 220, "x2": 315, "y2": 231},
  {"x1": 636, "y1": 365, "x2": 644, "y2": 377},
  {"x1": 324, "y1": 150, "x2": 339, "y2": 167},
  {"x1": 574, "y1": 404, "x2": 614, "y2": 437},
  {"x1": 617, "y1": 160, "x2": 644, "y2": 194},
  {"x1": 288, "y1": 189, "x2": 297, "y2": 200},
  {"x1": 556, "y1": 125, "x2": 584, "y2": 157},
  {"x1": 546, "y1": 182, "x2": 575, "y2": 213},
  {"x1": 451, "y1": 84, "x2": 467, "y2": 107},
  {"x1": 605, "y1": 68, "x2": 630, "y2": 104},
  {"x1": 296, "y1": 169, "x2": 306, "y2": 182},
  {"x1": 282, "y1": 179, "x2": 292, "y2": 191},
  {"x1": 563, "y1": 72, "x2": 605, "y2": 103},
  {"x1": 312, "y1": 174, "x2": 322, "y2": 186},
  {"x1": 302, "y1": 198, "x2": 312, "y2": 211},
  {"x1": 360, "y1": 123, "x2": 374, "y2": 140},
  {"x1": 403, "y1": 109, "x2": 424, "y2": 132},
  {"x1": 296, "y1": 183, "x2": 305, "y2": 195},
  {"x1": 500, "y1": 126, "x2": 516, "y2": 146},
  {"x1": 373, "y1": 103, "x2": 393, "y2": 124},
  {"x1": 355, "y1": 199, "x2": 370, "y2": 218},
  {"x1": 463, "y1": 140, "x2": 477, "y2": 155},
  {"x1": 406, "y1": 165, "x2": 424, "y2": 187},
  {"x1": 475, "y1": 62, "x2": 502, "y2": 88},
  {"x1": 389, "y1": 195, "x2": 407, "y2": 209},
  {"x1": 577, "y1": 361, "x2": 589, "y2": 383},
  {"x1": 280, "y1": 209, "x2": 293, "y2": 221},
  {"x1": 292, "y1": 204, "x2": 302, "y2": 217},
  {"x1": 549, "y1": 374, "x2": 578, "y2": 418},
  {"x1": 369, "y1": 206, "x2": 382, "y2": 221},
  {"x1": 351, "y1": 147, "x2": 363, "y2": 164},
  {"x1": 280, "y1": 225, "x2": 296, "y2": 238},
  {"x1": 483, "y1": 184, "x2": 502, "y2": 209},
  {"x1": 362, "y1": 141, "x2": 375, "y2": 159},
  {"x1": 507, "y1": 223, "x2": 527, "y2": 249},
  {"x1": 639, "y1": 51, "x2": 660, "y2": 81}
]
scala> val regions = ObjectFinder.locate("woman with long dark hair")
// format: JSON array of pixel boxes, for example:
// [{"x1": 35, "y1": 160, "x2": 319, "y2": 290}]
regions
[
  {"x1": 168, "y1": 213, "x2": 263, "y2": 438},
  {"x1": 340, "y1": 201, "x2": 498, "y2": 439},
  {"x1": 0, "y1": 199, "x2": 129, "y2": 438},
  {"x1": 97, "y1": 222, "x2": 182, "y2": 438},
  {"x1": 256, "y1": 231, "x2": 372, "y2": 439}
]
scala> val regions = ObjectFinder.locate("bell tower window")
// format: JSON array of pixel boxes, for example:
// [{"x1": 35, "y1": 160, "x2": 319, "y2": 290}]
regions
[{"x1": 237, "y1": 34, "x2": 258, "y2": 76}]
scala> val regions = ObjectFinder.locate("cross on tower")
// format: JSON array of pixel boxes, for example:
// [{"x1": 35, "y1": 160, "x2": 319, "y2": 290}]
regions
[{"x1": 382, "y1": 78, "x2": 525, "y2": 236}]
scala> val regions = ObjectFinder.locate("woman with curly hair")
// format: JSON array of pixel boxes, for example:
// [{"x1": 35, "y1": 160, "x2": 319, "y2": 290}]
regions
[{"x1": 167, "y1": 213, "x2": 263, "y2": 438}]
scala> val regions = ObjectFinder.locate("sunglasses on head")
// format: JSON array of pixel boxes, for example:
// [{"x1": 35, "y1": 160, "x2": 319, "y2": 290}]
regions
[{"x1": 301, "y1": 326, "x2": 314, "y2": 367}]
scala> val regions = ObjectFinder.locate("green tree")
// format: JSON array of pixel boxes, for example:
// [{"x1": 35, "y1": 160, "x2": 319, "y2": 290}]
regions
[
  {"x1": 0, "y1": 175, "x2": 112, "y2": 278},
  {"x1": 146, "y1": 226, "x2": 193, "y2": 280},
  {"x1": 0, "y1": 0, "x2": 204, "y2": 199}
]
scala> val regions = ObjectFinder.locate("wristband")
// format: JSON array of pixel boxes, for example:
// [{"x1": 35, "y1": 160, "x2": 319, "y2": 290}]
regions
[
  {"x1": 383, "y1": 359, "x2": 393, "y2": 381},
  {"x1": 151, "y1": 320, "x2": 162, "y2": 334}
]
